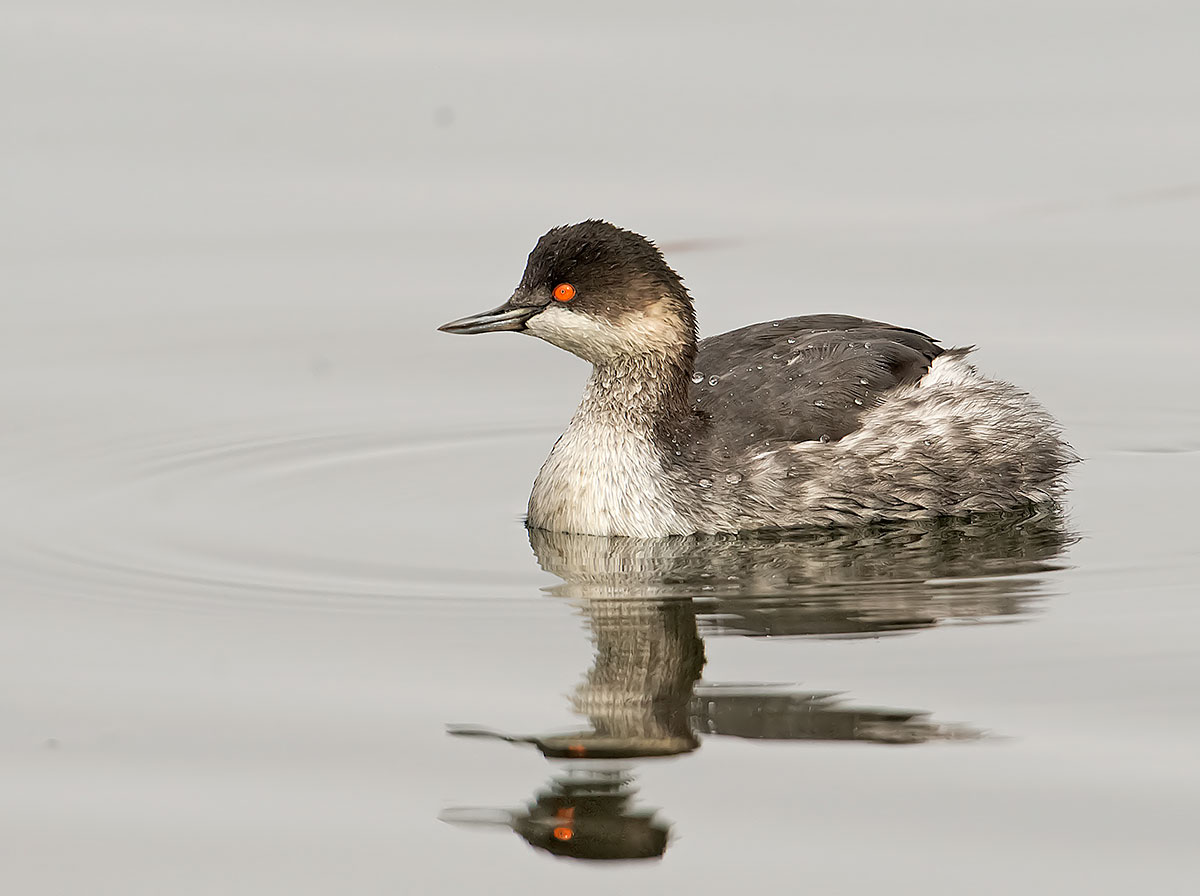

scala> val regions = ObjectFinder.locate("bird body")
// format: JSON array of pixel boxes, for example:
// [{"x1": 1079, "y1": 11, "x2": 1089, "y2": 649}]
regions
[{"x1": 440, "y1": 221, "x2": 1074, "y2": 537}]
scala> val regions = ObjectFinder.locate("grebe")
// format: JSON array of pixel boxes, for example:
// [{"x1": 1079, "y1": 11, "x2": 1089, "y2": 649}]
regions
[{"x1": 439, "y1": 221, "x2": 1075, "y2": 537}]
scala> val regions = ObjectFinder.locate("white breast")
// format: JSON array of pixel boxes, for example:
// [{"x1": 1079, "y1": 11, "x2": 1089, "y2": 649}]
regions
[{"x1": 527, "y1": 419, "x2": 690, "y2": 537}]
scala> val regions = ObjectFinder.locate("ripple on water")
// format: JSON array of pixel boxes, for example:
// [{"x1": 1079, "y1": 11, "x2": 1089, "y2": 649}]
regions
[
  {"x1": 0, "y1": 421, "x2": 559, "y2": 611},
  {"x1": 0, "y1": 417, "x2": 1079, "y2": 626}
]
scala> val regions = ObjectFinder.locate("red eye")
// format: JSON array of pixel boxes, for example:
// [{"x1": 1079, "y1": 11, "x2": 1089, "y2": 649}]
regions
[{"x1": 553, "y1": 283, "x2": 576, "y2": 302}]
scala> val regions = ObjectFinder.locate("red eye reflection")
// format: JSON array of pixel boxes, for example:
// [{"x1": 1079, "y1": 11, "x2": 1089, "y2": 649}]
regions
[{"x1": 553, "y1": 283, "x2": 576, "y2": 302}]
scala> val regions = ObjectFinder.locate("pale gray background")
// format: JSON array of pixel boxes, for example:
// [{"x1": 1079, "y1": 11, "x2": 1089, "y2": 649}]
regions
[{"x1": 3, "y1": 2, "x2": 1199, "y2": 893}]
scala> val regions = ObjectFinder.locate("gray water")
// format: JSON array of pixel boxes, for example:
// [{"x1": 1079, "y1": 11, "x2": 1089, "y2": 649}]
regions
[{"x1": 4, "y1": 2, "x2": 1200, "y2": 893}]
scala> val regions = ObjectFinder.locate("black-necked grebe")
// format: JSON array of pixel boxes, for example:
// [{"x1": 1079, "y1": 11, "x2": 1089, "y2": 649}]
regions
[{"x1": 439, "y1": 220, "x2": 1076, "y2": 537}]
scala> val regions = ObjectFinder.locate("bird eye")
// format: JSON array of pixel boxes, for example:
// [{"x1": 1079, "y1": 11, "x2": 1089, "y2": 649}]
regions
[{"x1": 553, "y1": 283, "x2": 576, "y2": 302}]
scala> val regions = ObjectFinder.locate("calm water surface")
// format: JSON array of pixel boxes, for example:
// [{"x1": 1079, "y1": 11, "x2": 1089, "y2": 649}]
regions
[{"x1": 4, "y1": 2, "x2": 1200, "y2": 893}]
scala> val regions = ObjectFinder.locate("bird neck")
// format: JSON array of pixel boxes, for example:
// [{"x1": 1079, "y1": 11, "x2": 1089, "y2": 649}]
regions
[{"x1": 574, "y1": 350, "x2": 696, "y2": 440}]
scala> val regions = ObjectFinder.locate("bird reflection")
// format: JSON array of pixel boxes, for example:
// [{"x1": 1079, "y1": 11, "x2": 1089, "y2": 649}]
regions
[{"x1": 442, "y1": 511, "x2": 1073, "y2": 861}]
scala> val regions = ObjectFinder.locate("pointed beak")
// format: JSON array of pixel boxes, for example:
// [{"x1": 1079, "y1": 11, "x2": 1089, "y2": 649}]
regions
[{"x1": 437, "y1": 302, "x2": 541, "y2": 335}]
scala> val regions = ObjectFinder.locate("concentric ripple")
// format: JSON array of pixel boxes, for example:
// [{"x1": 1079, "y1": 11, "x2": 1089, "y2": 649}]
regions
[
  {"x1": 0, "y1": 413, "x2": 1078, "y2": 624},
  {"x1": 0, "y1": 418, "x2": 559, "y2": 610}
]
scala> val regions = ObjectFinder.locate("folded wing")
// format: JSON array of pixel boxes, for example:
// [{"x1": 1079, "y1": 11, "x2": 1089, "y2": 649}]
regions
[{"x1": 692, "y1": 315, "x2": 945, "y2": 445}]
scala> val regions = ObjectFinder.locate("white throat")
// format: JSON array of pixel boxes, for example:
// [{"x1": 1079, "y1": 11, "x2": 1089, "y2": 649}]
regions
[{"x1": 523, "y1": 301, "x2": 689, "y2": 364}]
